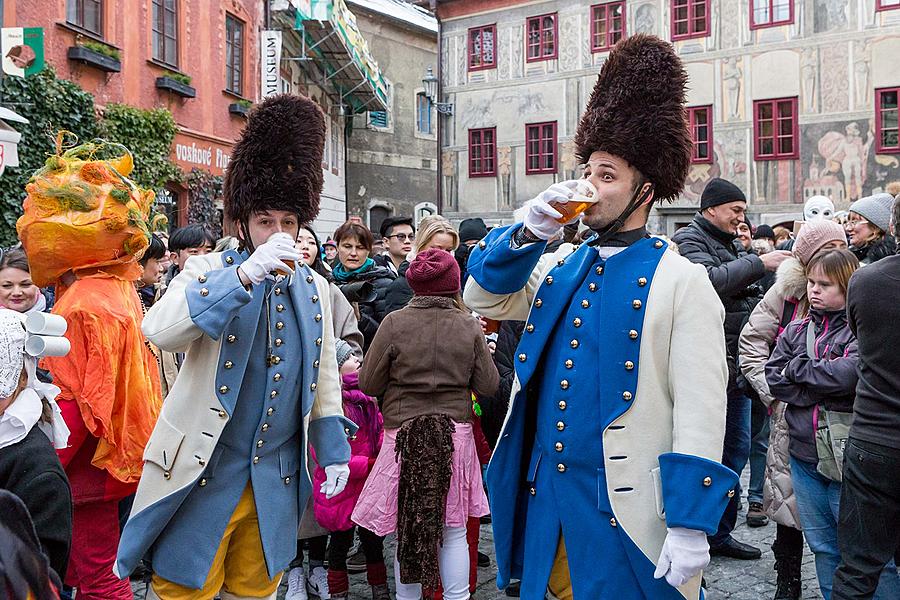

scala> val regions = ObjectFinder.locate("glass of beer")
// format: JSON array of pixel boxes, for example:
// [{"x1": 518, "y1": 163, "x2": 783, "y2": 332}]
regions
[{"x1": 549, "y1": 179, "x2": 598, "y2": 224}]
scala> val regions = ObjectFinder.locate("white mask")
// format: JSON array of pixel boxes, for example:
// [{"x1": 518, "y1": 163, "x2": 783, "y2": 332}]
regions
[{"x1": 804, "y1": 196, "x2": 835, "y2": 222}]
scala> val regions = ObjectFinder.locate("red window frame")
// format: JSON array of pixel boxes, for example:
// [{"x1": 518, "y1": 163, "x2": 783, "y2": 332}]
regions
[
  {"x1": 688, "y1": 106, "x2": 714, "y2": 164},
  {"x1": 876, "y1": 0, "x2": 900, "y2": 11},
  {"x1": 468, "y1": 25, "x2": 497, "y2": 71},
  {"x1": 526, "y1": 13, "x2": 558, "y2": 62},
  {"x1": 750, "y1": 0, "x2": 794, "y2": 29},
  {"x1": 525, "y1": 122, "x2": 558, "y2": 175},
  {"x1": 591, "y1": 2, "x2": 626, "y2": 52},
  {"x1": 469, "y1": 128, "x2": 497, "y2": 178},
  {"x1": 875, "y1": 87, "x2": 900, "y2": 154},
  {"x1": 753, "y1": 97, "x2": 799, "y2": 161},
  {"x1": 671, "y1": 0, "x2": 710, "y2": 40}
]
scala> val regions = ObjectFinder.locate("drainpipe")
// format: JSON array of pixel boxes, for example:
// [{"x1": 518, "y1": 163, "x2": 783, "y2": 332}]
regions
[{"x1": 432, "y1": 0, "x2": 443, "y2": 214}]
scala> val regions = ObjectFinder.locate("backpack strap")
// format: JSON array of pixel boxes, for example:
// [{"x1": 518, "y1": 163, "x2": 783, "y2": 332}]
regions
[{"x1": 780, "y1": 298, "x2": 799, "y2": 331}]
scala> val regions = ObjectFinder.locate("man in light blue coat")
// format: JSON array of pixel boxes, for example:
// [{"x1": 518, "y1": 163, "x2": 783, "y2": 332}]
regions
[{"x1": 116, "y1": 95, "x2": 355, "y2": 600}]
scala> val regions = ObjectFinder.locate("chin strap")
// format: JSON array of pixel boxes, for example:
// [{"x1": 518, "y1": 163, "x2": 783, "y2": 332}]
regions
[
  {"x1": 588, "y1": 183, "x2": 655, "y2": 247},
  {"x1": 239, "y1": 220, "x2": 255, "y2": 254}
]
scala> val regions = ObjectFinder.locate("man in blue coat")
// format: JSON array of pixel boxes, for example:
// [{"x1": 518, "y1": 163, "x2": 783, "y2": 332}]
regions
[
  {"x1": 464, "y1": 35, "x2": 739, "y2": 600},
  {"x1": 116, "y1": 95, "x2": 356, "y2": 600}
]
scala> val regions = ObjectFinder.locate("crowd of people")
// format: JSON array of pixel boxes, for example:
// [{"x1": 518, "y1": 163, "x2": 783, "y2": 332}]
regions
[{"x1": 3, "y1": 36, "x2": 900, "y2": 600}]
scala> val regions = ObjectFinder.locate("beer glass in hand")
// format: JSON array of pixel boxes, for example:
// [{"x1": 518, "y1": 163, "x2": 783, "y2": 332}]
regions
[{"x1": 548, "y1": 179, "x2": 598, "y2": 224}]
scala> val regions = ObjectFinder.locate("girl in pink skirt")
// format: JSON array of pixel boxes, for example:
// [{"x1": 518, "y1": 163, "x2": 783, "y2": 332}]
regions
[{"x1": 354, "y1": 248, "x2": 499, "y2": 600}]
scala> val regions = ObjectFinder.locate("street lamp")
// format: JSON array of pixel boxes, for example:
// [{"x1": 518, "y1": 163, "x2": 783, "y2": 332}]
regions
[{"x1": 422, "y1": 66, "x2": 453, "y2": 116}]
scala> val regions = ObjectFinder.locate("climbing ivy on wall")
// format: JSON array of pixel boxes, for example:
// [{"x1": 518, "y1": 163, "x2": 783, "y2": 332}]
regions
[
  {"x1": 99, "y1": 103, "x2": 181, "y2": 191},
  {"x1": 186, "y1": 168, "x2": 223, "y2": 238},
  {"x1": 0, "y1": 68, "x2": 98, "y2": 245}
]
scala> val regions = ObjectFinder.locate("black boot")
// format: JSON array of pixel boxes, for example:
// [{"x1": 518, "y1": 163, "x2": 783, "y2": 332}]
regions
[{"x1": 772, "y1": 538, "x2": 802, "y2": 599}]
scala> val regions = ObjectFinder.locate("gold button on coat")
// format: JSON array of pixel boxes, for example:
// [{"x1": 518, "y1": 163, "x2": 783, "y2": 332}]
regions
[
  {"x1": 655, "y1": 240, "x2": 664, "y2": 248},
  {"x1": 306, "y1": 275, "x2": 314, "y2": 283},
  {"x1": 570, "y1": 339, "x2": 579, "y2": 349},
  {"x1": 530, "y1": 487, "x2": 536, "y2": 496},
  {"x1": 557, "y1": 463, "x2": 566, "y2": 473},
  {"x1": 581, "y1": 300, "x2": 590, "y2": 308},
  {"x1": 313, "y1": 360, "x2": 320, "y2": 368},
  {"x1": 535, "y1": 299, "x2": 543, "y2": 307},
  {"x1": 565, "y1": 359, "x2": 573, "y2": 369},
  {"x1": 573, "y1": 318, "x2": 582, "y2": 327},
  {"x1": 262, "y1": 424, "x2": 269, "y2": 431},
  {"x1": 556, "y1": 421, "x2": 565, "y2": 431},
  {"x1": 727, "y1": 489, "x2": 735, "y2": 498},
  {"x1": 218, "y1": 410, "x2": 227, "y2": 418},
  {"x1": 274, "y1": 288, "x2": 282, "y2": 295},
  {"x1": 219, "y1": 385, "x2": 229, "y2": 394},
  {"x1": 284, "y1": 477, "x2": 291, "y2": 484},
  {"x1": 253, "y1": 456, "x2": 260, "y2": 464},
  {"x1": 199, "y1": 288, "x2": 209, "y2": 296},
  {"x1": 703, "y1": 477, "x2": 712, "y2": 486},
  {"x1": 545, "y1": 276, "x2": 554, "y2": 285},
  {"x1": 310, "y1": 383, "x2": 317, "y2": 391},
  {"x1": 632, "y1": 299, "x2": 642, "y2": 309},
  {"x1": 312, "y1": 295, "x2": 319, "y2": 303},
  {"x1": 610, "y1": 518, "x2": 617, "y2": 527},
  {"x1": 267, "y1": 408, "x2": 274, "y2": 415},
  {"x1": 272, "y1": 356, "x2": 281, "y2": 364},
  {"x1": 560, "y1": 380, "x2": 569, "y2": 390},
  {"x1": 199, "y1": 478, "x2": 207, "y2": 487},
  {"x1": 315, "y1": 337, "x2": 322, "y2": 346},
  {"x1": 558, "y1": 400, "x2": 567, "y2": 410},
  {"x1": 224, "y1": 361, "x2": 233, "y2": 369},
  {"x1": 315, "y1": 314, "x2": 322, "y2": 322},
  {"x1": 526, "y1": 324, "x2": 535, "y2": 333},
  {"x1": 257, "y1": 440, "x2": 264, "y2": 448},
  {"x1": 198, "y1": 275, "x2": 207, "y2": 283},
  {"x1": 555, "y1": 442, "x2": 563, "y2": 452},
  {"x1": 638, "y1": 277, "x2": 647, "y2": 286},
  {"x1": 163, "y1": 471, "x2": 171, "y2": 480},
  {"x1": 270, "y1": 390, "x2": 278, "y2": 398},
  {"x1": 557, "y1": 259, "x2": 565, "y2": 266},
  {"x1": 625, "y1": 361, "x2": 635, "y2": 371},
  {"x1": 275, "y1": 339, "x2": 283, "y2": 347},
  {"x1": 273, "y1": 373, "x2": 282, "y2": 381},
  {"x1": 518, "y1": 353, "x2": 527, "y2": 362},
  {"x1": 596, "y1": 266, "x2": 604, "y2": 275},
  {"x1": 276, "y1": 304, "x2": 284, "y2": 312},
  {"x1": 276, "y1": 322, "x2": 285, "y2": 330},
  {"x1": 622, "y1": 391, "x2": 633, "y2": 401},
  {"x1": 629, "y1": 330, "x2": 638, "y2": 340},
  {"x1": 227, "y1": 335, "x2": 236, "y2": 343},
  {"x1": 589, "y1": 283, "x2": 597, "y2": 292},
  {"x1": 479, "y1": 241, "x2": 487, "y2": 249},
  {"x1": 225, "y1": 256, "x2": 234, "y2": 264}
]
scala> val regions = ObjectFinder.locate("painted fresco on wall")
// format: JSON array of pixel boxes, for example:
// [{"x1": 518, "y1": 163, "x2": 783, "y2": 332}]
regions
[
  {"x1": 682, "y1": 129, "x2": 749, "y2": 204},
  {"x1": 800, "y1": 119, "x2": 899, "y2": 208},
  {"x1": 813, "y1": 0, "x2": 849, "y2": 33}
]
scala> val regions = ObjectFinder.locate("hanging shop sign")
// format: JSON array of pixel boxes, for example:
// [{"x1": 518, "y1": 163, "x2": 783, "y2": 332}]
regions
[
  {"x1": 1, "y1": 27, "x2": 44, "y2": 77},
  {"x1": 261, "y1": 30, "x2": 282, "y2": 99}
]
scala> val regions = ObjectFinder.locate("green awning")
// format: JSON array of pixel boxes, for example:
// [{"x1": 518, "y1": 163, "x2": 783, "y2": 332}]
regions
[{"x1": 295, "y1": 0, "x2": 389, "y2": 113}]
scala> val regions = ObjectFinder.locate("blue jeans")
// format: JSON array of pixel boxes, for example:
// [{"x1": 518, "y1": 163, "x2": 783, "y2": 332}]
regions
[
  {"x1": 748, "y1": 397, "x2": 770, "y2": 504},
  {"x1": 709, "y1": 391, "x2": 751, "y2": 547},
  {"x1": 790, "y1": 456, "x2": 900, "y2": 600}
]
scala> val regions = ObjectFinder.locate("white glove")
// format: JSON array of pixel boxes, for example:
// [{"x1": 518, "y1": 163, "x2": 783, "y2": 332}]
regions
[
  {"x1": 653, "y1": 527, "x2": 710, "y2": 588},
  {"x1": 521, "y1": 181, "x2": 585, "y2": 240},
  {"x1": 320, "y1": 463, "x2": 351, "y2": 499},
  {"x1": 238, "y1": 232, "x2": 302, "y2": 286}
]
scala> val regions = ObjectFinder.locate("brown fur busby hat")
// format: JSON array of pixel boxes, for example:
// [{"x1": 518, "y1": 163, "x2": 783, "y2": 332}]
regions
[
  {"x1": 224, "y1": 94, "x2": 326, "y2": 225},
  {"x1": 575, "y1": 34, "x2": 692, "y2": 202}
]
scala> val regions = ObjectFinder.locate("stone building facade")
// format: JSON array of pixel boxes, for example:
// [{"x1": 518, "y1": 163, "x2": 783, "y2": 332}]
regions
[
  {"x1": 345, "y1": 0, "x2": 439, "y2": 235},
  {"x1": 434, "y1": 0, "x2": 900, "y2": 233}
]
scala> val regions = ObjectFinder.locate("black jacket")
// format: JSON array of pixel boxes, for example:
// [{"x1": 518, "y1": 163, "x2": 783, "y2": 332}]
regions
[
  {"x1": 673, "y1": 213, "x2": 765, "y2": 374},
  {"x1": 478, "y1": 320, "x2": 525, "y2": 448},
  {"x1": 0, "y1": 427, "x2": 73, "y2": 581},
  {"x1": 851, "y1": 234, "x2": 897, "y2": 265},
  {"x1": 383, "y1": 261, "x2": 414, "y2": 315},
  {"x1": 335, "y1": 264, "x2": 395, "y2": 350}
]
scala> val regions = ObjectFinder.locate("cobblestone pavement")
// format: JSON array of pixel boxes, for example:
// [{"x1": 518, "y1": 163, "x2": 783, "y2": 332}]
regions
[{"x1": 132, "y1": 467, "x2": 825, "y2": 599}]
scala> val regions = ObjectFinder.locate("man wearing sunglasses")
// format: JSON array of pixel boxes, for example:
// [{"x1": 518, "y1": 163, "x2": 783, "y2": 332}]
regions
[{"x1": 376, "y1": 217, "x2": 415, "y2": 276}]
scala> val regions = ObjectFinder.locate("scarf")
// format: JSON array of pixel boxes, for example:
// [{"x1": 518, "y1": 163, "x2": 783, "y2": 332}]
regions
[{"x1": 332, "y1": 258, "x2": 375, "y2": 283}]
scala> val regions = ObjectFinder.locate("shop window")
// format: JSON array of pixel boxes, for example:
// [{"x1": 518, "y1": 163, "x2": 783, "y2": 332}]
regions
[
  {"x1": 469, "y1": 127, "x2": 497, "y2": 177},
  {"x1": 750, "y1": 0, "x2": 793, "y2": 28},
  {"x1": 526, "y1": 13, "x2": 558, "y2": 62},
  {"x1": 591, "y1": 2, "x2": 626, "y2": 52},
  {"x1": 753, "y1": 97, "x2": 799, "y2": 160},
  {"x1": 225, "y1": 14, "x2": 244, "y2": 96},
  {"x1": 875, "y1": 87, "x2": 900, "y2": 153},
  {"x1": 525, "y1": 121, "x2": 557, "y2": 175},
  {"x1": 151, "y1": 0, "x2": 178, "y2": 67},
  {"x1": 671, "y1": 0, "x2": 709, "y2": 40},
  {"x1": 468, "y1": 25, "x2": 496, "y2": 71},
  {"x1": 67, "y1": 0, "x2": 103, "y2": 36},
  {"x1": 688, "y1": 106, "x2": 713, "y2": 164}
]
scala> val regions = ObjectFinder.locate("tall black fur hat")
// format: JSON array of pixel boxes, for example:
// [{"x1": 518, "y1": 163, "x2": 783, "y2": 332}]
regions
[
  {"x1": 224, "y1": 94, "x2": 326, "y2": 225},
  {"x1": 575, "y1": 34, "x2": 692, "y2": 202}
]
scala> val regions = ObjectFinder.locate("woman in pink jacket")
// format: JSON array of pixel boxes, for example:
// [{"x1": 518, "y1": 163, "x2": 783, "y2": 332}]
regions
[{"x1": 312, "y1": 339, "x2": 386, "y2": 600}]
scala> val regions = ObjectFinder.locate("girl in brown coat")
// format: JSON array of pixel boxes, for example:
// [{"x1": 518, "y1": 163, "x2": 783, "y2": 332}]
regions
[{"x1": 353, "y1": 248, "x2": 499, "y2": 600}]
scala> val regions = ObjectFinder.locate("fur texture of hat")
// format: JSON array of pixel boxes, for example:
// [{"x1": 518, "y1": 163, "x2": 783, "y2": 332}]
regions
[
  {"x1": 575, "y1": 34, "x2": 692, "y2": 202},
  {"x1": 224, "y1": 94, "x2": 326, "y2": 225}
]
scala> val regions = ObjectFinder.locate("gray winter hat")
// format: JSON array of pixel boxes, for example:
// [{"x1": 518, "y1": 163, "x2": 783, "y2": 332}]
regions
[
  {"x1": 335, "y1": 339, "x2": 354, "y2": 369},
  {"x1": 849, "y1": 193, "x2": 896, "y2": 233}
]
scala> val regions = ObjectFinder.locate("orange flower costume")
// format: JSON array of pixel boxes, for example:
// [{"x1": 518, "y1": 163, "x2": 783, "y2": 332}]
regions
[{"x1": 17, "y1": 136, "x2": 162, "y2": 600}]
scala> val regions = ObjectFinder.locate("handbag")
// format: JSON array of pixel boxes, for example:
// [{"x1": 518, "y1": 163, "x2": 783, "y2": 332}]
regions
[{"x1": 806, "y1": 324, "x2": 853, "y2": 482}]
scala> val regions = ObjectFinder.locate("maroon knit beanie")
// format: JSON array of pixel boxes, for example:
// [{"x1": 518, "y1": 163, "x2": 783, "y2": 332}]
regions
[{"x1": 406, "y1": 248, "x2": 460, "y2": 297}]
